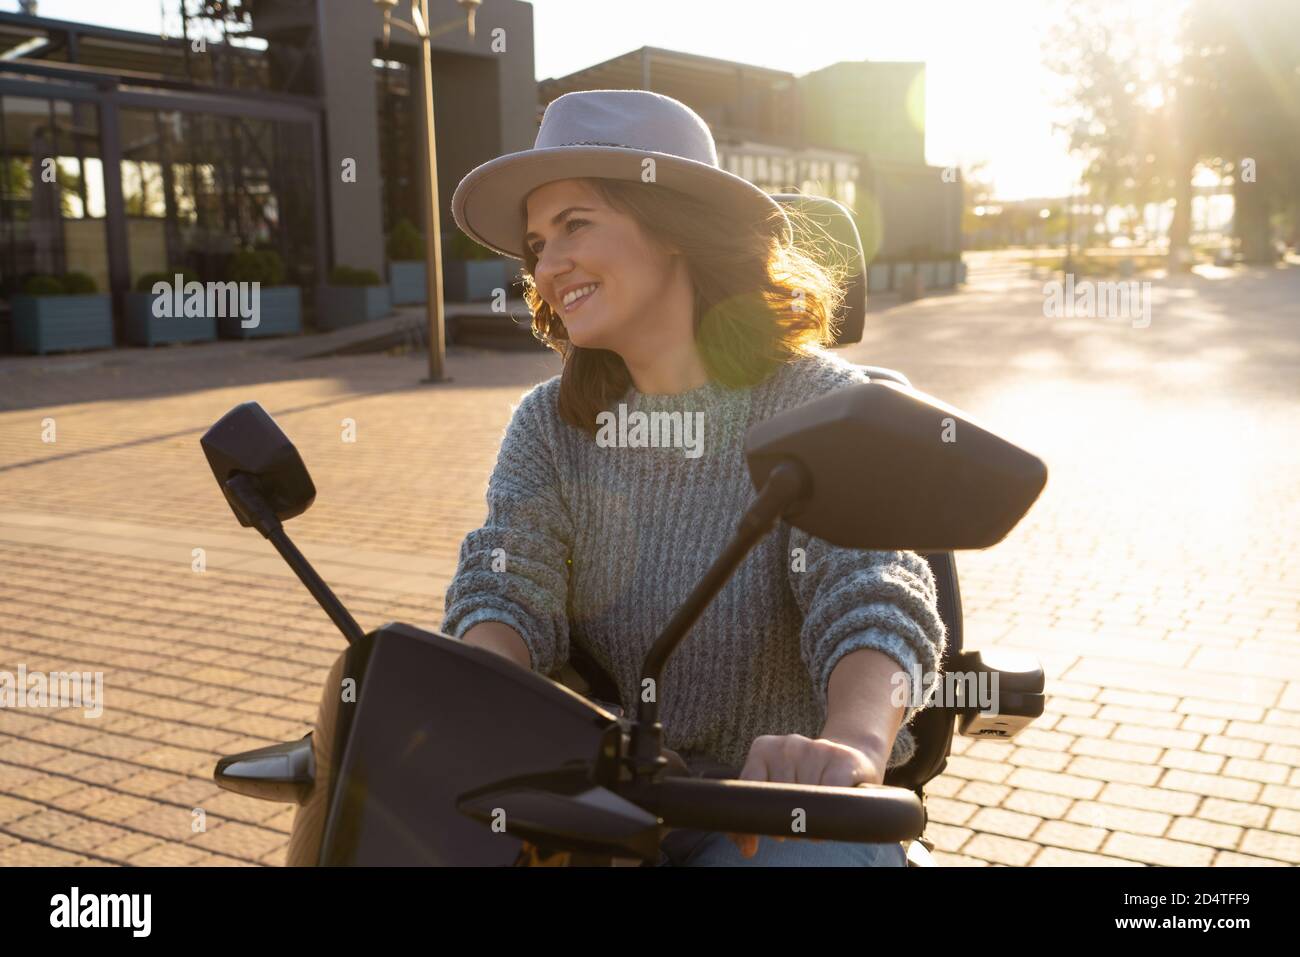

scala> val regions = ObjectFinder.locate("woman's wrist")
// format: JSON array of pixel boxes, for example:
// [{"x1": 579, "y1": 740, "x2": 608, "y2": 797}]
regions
[
  {"x1": 461, "y1": 620, "x2": 532, "y2": 670},
  {"x1": 819, "y1": 725, "x2": 892, "y2": 764}
]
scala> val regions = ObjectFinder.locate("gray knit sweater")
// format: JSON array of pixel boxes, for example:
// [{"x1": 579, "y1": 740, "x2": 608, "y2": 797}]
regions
[{"x1": 441, "y1": 347, "x2": 948, "y2": 772}]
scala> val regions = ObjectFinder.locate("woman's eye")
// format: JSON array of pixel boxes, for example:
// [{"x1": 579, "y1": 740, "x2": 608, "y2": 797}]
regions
[{"x1": 530, "y1": 219, "x2": 588, "y2": 256}]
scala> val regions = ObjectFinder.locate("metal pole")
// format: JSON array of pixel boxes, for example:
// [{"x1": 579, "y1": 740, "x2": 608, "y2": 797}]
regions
[{"x1": 417, "y1": 0, "x2": 449, "y2": 382}]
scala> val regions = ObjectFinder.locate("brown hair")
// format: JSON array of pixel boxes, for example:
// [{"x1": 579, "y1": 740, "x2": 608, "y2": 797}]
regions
[{"x1": 519, "y1": 177, "x2": 852, "y2": 437}]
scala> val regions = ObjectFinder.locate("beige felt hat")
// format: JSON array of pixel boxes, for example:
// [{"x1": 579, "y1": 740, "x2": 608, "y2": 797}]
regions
[{"x1": 451, "y1": 89, "x2": 793, "y2": 261}]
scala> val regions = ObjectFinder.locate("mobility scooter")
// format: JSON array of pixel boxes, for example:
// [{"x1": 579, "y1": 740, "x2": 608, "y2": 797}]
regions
[{"x1": 206, "y1": 195, "x2": 1048, "y2": 866}]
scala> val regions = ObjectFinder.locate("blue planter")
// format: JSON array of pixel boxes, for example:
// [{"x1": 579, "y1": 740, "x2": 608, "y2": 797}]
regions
[
  {"x1": 935, "y1": 260, "x2": 955, "y2": 288},
  {"x1": 11, "y1": 294, "x2": 114, "y2": 354},
  {"x1": 217, "y1": 286, "x2": 302, "y2": 339},
  {"x1": 893, "y1": 262, "x2": 914, "y2": 288},
  {"x1": 918, "y1": 261, "x2": 938, "y2": 288},
  {"x1": 957, "y1": 260, "x2": 968, "y2": 285},
  {"x1": 390, "y1": 260, "x2": 427, "y2": 305},
  {"x1": 868, "y1": 262, "x2": 891, "y2": 293},
  {"x1": 444, "y1": 258, "x2": 512, "y2": 302},
  {"x1": 317, "y1": 284, "x2": 392, "y2": 330},
  {"x1": 125, "y1": 291, "x2": 217, "y2": 346}
]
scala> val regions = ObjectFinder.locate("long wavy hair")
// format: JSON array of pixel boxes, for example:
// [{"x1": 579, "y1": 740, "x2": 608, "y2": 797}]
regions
[{"x1": 519, "y1": 177, "x2": 853, "y2": 437}]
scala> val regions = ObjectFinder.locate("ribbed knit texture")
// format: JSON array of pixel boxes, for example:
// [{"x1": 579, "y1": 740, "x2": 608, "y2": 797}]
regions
[{"x1": 441, "y1": 347, "x2": 948, "y2": 772}]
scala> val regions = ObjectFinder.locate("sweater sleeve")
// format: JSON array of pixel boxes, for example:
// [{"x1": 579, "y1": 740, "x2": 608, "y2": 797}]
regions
[
  {"x1": 440, "y1": 380, "x2": 573, "y2": 676},
  {"x1": 787, "y1": 535, "x2": 948, "y2": 748},
  {"x1": 773, "y1": 350, "x2": 948, "y2": 761}
]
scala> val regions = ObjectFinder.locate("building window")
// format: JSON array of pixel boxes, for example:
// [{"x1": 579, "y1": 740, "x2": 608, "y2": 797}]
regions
[{"x1": 0, "y1": 95, "x2": 107, "y2": 293}]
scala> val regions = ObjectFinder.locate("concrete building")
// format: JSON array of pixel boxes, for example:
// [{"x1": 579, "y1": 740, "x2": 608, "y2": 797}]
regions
[
  {"x1": 0, "y1": 2, "x2": 959, "y2": 350},
  {"x1": 540, "y1": 49, "x2": 961, "y2": 266}
]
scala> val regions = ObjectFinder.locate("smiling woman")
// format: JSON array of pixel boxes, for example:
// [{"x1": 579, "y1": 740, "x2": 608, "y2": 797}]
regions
[
  {"x1": 443, "y1": 90, "x2": 946, "y2": 868},
  {"x1": 519, "y1": 175, "x2": 849, "y2": 435}
]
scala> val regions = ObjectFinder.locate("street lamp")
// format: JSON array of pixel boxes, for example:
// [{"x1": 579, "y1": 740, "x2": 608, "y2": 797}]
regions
[
  {"x1": 1064, "y1": 118, "x2": 1089, "y2": 279},
  {"x1": 374, "y1": 0, "x2": 482, "y2": 382}
]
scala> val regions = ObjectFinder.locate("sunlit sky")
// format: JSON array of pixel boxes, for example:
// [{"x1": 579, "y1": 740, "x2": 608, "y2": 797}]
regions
[{"x1": 3, "y1": 0, "x2": 1134, "y2": 200}]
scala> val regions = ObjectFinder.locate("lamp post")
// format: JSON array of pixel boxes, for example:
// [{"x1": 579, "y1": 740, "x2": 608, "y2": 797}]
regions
[
  {"x1": 374, "y1": 0, "x2": 481, "y2": 383},
  {"x1": 1064, "y1": 119, "x2": 1088, "y2": 279}
]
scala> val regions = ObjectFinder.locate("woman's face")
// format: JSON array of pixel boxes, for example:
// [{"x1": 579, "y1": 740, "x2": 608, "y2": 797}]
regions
[{"x1": 525, "y1": 178, "x2": 686, "y2": 355}]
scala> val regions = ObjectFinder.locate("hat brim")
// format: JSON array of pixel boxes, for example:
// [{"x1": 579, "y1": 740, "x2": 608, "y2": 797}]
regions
[{"x1": 451, "y1": 145, "x2": 793, "y2": 261}]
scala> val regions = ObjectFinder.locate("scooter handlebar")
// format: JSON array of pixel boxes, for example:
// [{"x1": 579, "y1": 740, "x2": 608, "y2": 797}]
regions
[{"x1": 652, "y1": 776, "x2": 925, "y2": 843}]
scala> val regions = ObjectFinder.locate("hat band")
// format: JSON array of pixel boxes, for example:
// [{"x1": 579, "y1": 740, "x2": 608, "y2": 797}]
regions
[{"x1": 557, "y1": 140, "x2": 638, "y2": 148}]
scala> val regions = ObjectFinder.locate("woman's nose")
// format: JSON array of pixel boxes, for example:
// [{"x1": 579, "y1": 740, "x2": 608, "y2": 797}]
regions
[{"x1": 535, "y1": 252, "x2": 573, "y2": 300}]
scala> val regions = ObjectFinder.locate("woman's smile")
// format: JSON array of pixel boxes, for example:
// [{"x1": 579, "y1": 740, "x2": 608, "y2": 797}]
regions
[{"x1": 563, "y1": 283, "x2": 600, "y2": 314}]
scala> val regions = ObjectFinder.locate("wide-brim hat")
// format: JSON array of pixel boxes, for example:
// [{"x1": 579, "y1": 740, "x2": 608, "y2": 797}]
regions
[{"x1": 451, "y1": 89, "x2": 793, "y2": 261}]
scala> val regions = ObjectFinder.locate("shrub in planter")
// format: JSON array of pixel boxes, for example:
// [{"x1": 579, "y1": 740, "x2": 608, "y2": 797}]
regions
[
  {"x1": 445, "y1": 230, "x2": 513, "y2": 302},
  {"x1": 388, "y1": 219, "x2": 424, "y2": 260},
  {"x1": 125, "y1": 267, "x2": 215, "y2": 346},
  {"x1": 388, "y1": 219, "x2": 428, "y2": 305},
  {"x1": 218, "y1": 248, "x2": 301, "y2": 339},
  {"x1": 23, "y1": 275, "x2": 65, "y2": 296},
  {"x1": 319, "y1": 264, "x2": 392, "y2": 330},
  {"x1": 231, "y1": 247, "x2": 286, "y2": 286},
  {"x1": 11, "y1": 273, "x2": 114, "y2": 354},
  {"x1": 62, "y1": 272, "x2": 99, "y2": 295}
]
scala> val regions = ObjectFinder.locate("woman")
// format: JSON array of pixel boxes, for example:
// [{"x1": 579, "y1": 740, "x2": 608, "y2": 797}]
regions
[{"x1": 442, "y1": 90, "x2": 946, "y2": 867}]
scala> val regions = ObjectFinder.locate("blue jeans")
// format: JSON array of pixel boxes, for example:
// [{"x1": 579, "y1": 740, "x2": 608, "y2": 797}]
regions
[{"x1": 655, "y1": 828, "x2": 907, "y2": 867}]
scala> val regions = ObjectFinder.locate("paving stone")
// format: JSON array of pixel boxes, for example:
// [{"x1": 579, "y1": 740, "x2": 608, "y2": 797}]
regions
[
  {"x1": 4, "y1": 269, "x2": 1298, "y2": 868},
  {"x1": 1100, "y1": 832, "x2": 1215, "y2": 867}
]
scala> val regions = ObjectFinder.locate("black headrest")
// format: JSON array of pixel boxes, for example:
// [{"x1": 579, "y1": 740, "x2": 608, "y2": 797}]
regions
[{"x1": 770, "y1": 193, "x2": 866, "y2": 346}]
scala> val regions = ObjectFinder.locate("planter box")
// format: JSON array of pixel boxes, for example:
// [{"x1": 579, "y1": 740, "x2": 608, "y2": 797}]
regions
[
  {"x1": 918, "y1": 261, "x2": 938, "y2": 288},
  {"x1": 935, "y1": 260, "x2": 955, "y2": 289},
  {"x1": 390, "y1": 260, "x2": 427, "y2": 305},
  {"x1": 444, "y1": 258, "x2": 513, "y2": 302},
  {"x1": 957, "y1": 261, "x2": 968, "y2": 285},
  {"x1": 11, "y1": 294, "x2": 114, "y2": 354},
  {"x1": 217, "y1": 286, "x2": 302, "y2": 339},
  {"x1": 893, "y1": 262, "x2": 914, "y2": 289},
  {"x1": 868, "y1": 262, "x2": 891, "y2": 293},
  {"x1": 317, "y1": 284, "x2": 392, "y2": 331},
  {"x1": 125, "y1": 292, "x2": 217, "y2": 346}
]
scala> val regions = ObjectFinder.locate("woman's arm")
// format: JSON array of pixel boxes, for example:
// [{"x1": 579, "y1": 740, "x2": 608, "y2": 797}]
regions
[
  {"x1": 787, "y1": 536, "x2": 946, "y2": 750},
  {"x1": 819, "y1": 646, "x2": 908, "y2": 763},
  {"x1": 461, "y1": 620, "x2": 531, "y2": 670},
  {"x1": 728, "y1": 647, "x2": 914, "y2": 858},
  {"x1": 440, "y1": 379, "x2": 575, "y2": 676}
]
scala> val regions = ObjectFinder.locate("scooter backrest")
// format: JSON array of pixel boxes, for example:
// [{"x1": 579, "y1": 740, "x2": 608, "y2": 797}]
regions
[{"x1": 770, "y1": 193, "x2": 866, "y2": 346}]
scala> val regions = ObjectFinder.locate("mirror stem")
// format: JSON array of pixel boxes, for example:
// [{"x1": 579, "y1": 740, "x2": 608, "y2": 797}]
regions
[
  {"x1": 224, "y1": 474, "x2": 366, "y2": 645},
  {"x1": 627, "y1": 459, "x2": 809, "y2": 780}
]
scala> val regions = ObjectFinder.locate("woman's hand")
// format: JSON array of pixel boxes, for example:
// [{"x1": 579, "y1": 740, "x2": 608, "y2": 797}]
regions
[{"x1": 727, "y1": 732, "x2": 888, "y2": 858}]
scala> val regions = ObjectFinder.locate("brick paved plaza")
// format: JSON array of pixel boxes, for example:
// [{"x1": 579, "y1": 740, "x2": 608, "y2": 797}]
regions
[{"x1": 1, "y1": 260, "x2": 1297, "y2": 866}]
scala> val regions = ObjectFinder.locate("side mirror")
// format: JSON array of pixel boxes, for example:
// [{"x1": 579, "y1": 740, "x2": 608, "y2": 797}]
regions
[
  {"x1": 201, "y1": 401, "x2": 316, "y2": 528},
  {"x1": 744, "y1": 381, "x2": 1046, "y2": 551}
]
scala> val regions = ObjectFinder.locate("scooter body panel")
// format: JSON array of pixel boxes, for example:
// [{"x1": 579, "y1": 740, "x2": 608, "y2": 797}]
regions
[{"x1": 288, "y1": 622, "x2": 620, "y2": 865}]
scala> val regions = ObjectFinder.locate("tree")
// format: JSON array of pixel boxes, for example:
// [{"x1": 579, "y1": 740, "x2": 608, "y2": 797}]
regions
[
  {"x1": 1179, "y1": 0, "x2": 1300, "y2": 261},
  {"x1": 1042, "y1": 0, "x2": 1209, "y2": 268}
]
